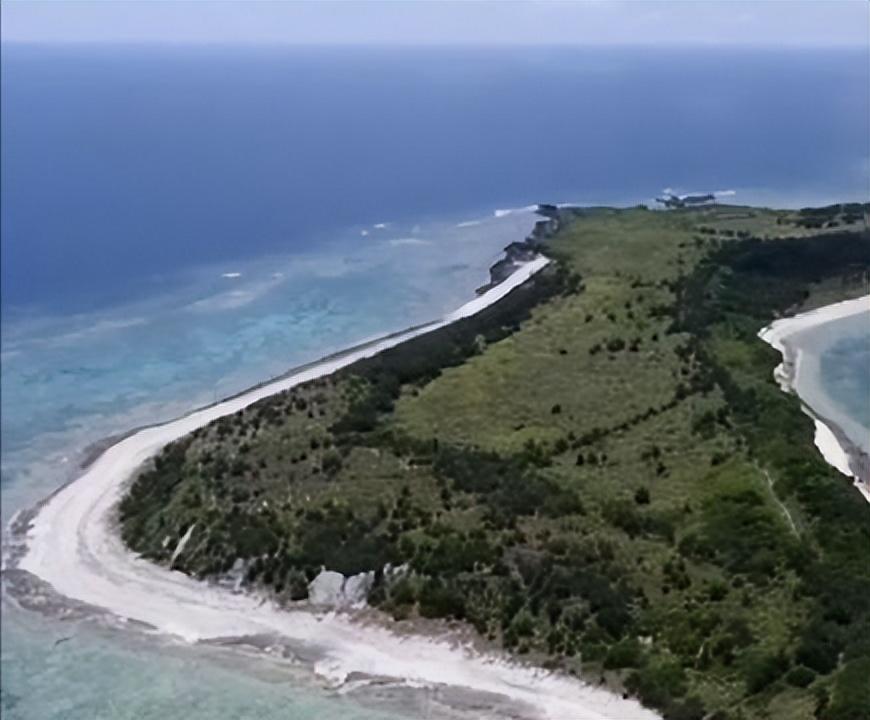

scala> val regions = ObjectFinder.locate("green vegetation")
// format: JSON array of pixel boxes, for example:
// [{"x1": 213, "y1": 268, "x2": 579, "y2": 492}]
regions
[{"x1": 120, "y1": 203, "x2": 870, "y2": 720}]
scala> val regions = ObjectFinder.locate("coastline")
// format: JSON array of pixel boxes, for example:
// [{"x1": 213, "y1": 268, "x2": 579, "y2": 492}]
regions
[
  {"x1": 4, "y1": 252, "x2": 659, "y2": 720},
  {"x1": 758, "y1": 295, "x2": 870, "y2": 503}
]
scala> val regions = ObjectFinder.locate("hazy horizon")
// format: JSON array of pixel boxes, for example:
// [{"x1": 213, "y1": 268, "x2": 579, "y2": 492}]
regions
[{"x1": 2, "y1": 0, "x2": 868, "y2": 48}]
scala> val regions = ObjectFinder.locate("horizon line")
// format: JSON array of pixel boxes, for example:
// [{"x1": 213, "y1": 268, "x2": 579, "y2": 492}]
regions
[{"x1": 3, "y1": 39, "x2": 868, "y2": 50}]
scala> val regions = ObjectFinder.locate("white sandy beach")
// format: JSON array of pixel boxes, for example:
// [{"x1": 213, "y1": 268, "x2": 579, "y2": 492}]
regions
[
  {"x1": 759, "y1": 294, "x2": 870, "y2": 503},
  {"x1": 11, "y1": 256, "x2": 659, "y2": 720}
]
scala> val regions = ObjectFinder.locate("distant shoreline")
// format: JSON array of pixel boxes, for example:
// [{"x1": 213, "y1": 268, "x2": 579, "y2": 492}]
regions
[{"x1": 759, "y1": 295, "x2": 870, "y2": 503}]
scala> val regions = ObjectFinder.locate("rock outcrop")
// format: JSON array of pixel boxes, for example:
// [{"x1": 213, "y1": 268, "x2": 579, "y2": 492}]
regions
[
  {"x1": 307, "y1": 568, "x2": 374, "y2": 608},
  {"x1": 476, "y1": 204, "x2": 564, "y2": 294}
]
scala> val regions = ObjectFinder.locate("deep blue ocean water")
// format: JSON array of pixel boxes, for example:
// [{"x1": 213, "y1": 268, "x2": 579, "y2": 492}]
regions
[
  {"x1": 4, "y1": 45, "x2": 868, "y2": 314},
  {"x1": 1, "y1": 45, "x2": 868, "y2": 719}
]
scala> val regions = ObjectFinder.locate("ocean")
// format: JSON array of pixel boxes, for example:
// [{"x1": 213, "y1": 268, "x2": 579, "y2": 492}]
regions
[
  {"x1": 1, "y1": 45, "x2": 868, "y2": 719},
  {"x1": 789, "y1": 310, "x2": 870, "y2": 456},
  {"x1": 821, "y1": 324, "x2": 870, "y2": 443}
]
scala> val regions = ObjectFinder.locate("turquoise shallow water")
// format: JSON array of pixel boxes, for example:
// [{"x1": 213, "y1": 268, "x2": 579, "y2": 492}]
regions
[
  {"x1": 0, "y1": 212, "x2": 536, "y2": 515},
  {"x1": 818, "y1": 318, "x2": 870, "y2": 439},
  {"x1": 2, "y1": 610, "x2": 403, "y2": 720},
  {"x1": 779, "y1": 306, "x2": 869, "y2": 456},
  {"x1": 0, "y1": 210, "x2": 538, "y2": 720}
]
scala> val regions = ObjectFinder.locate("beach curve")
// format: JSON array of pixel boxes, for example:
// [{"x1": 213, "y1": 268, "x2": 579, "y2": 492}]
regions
[
  {"x1": 6, "y1": 255, "x2": 660, "y2": 720},
  {"x1": 759, "y1": 294, "x2": 870, "y2": 504}
]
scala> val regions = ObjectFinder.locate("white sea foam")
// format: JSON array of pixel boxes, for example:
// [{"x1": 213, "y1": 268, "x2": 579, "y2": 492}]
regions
[
  {"x1": 388, "y1": 237, "x2": 431, "y2": 247},
  {"x1": 373, "y1": 222, "x2": 389, "y2": 229},
  {"x1": 221, "y1": 272, "x2": 242, "y2": 279},
  {"x1": 186, "y1": 274, "x2": 288, "y2": 313},
  {"x1": 455, "y1": 219, "x2": 482, "y2": 228},
  {"x1": 10, "y1": 317, "x2": 150, "y2": 350},
  {"x1": 186, "y1": 290, "x2": 257, "y2": 312},
  {"x1": 493, "y1": 205, "x2": 537, "y2": 218},
  {"x1": 14, "y1": 256, "x2": 657, "y2": 719}
]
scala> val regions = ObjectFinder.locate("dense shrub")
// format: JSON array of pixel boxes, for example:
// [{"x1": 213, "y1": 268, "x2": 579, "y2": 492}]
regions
[
  {"x1": 741, "y1": 650, "x2": 788, "y2": 694},
  {"x1": 785, "y1": 665, "x2": 816, "y2": 688},
  {"x1": 603, "y1": 637, "x2": 644, "y2": 669},
  {"x1": 826, "y1": 658, "x2": 870, "y2": 720},
  {"x1": 626, "y1": 659, "x2": 687, "y2": 709}
]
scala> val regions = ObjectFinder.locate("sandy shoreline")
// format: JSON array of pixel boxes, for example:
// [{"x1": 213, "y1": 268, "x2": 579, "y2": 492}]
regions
[
  {"x1": 759, "y1": 295, "x2": 870, "y2": 503},
  {"x1": 4, "y1": 255, "x2": 659, "y2": 720}
]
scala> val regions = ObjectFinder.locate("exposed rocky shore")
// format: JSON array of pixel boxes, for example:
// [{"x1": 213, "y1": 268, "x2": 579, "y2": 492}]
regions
[{"x1": 477, "y1": 204, "x2": 562, "y2": 293}]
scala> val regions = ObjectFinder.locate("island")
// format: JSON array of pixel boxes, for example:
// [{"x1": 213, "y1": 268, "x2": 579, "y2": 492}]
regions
[{"x1": 9, "y1": 202, "x2": 870, "y2": 720}]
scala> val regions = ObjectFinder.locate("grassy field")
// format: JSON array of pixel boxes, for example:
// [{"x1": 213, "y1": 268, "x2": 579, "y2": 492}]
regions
[{"x1": 121, "y1": 203, "x2": 870, "y2": 720}]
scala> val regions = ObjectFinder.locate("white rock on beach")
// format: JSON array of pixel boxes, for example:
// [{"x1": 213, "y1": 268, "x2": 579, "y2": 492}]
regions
[
  {"x1": 308, "y1": 570, "x2": 346, "y2": 606},
  {"x1": 308, "y1": 569, "x2": 374, "y2": 608},
  {"x1": 342, "y1": 570, "x2": 374, "y2": 605}
]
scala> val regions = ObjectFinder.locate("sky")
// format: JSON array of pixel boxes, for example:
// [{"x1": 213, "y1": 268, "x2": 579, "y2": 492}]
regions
[{"x1": 1, "y1": 1, "x2": 868, "y2": 48}]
